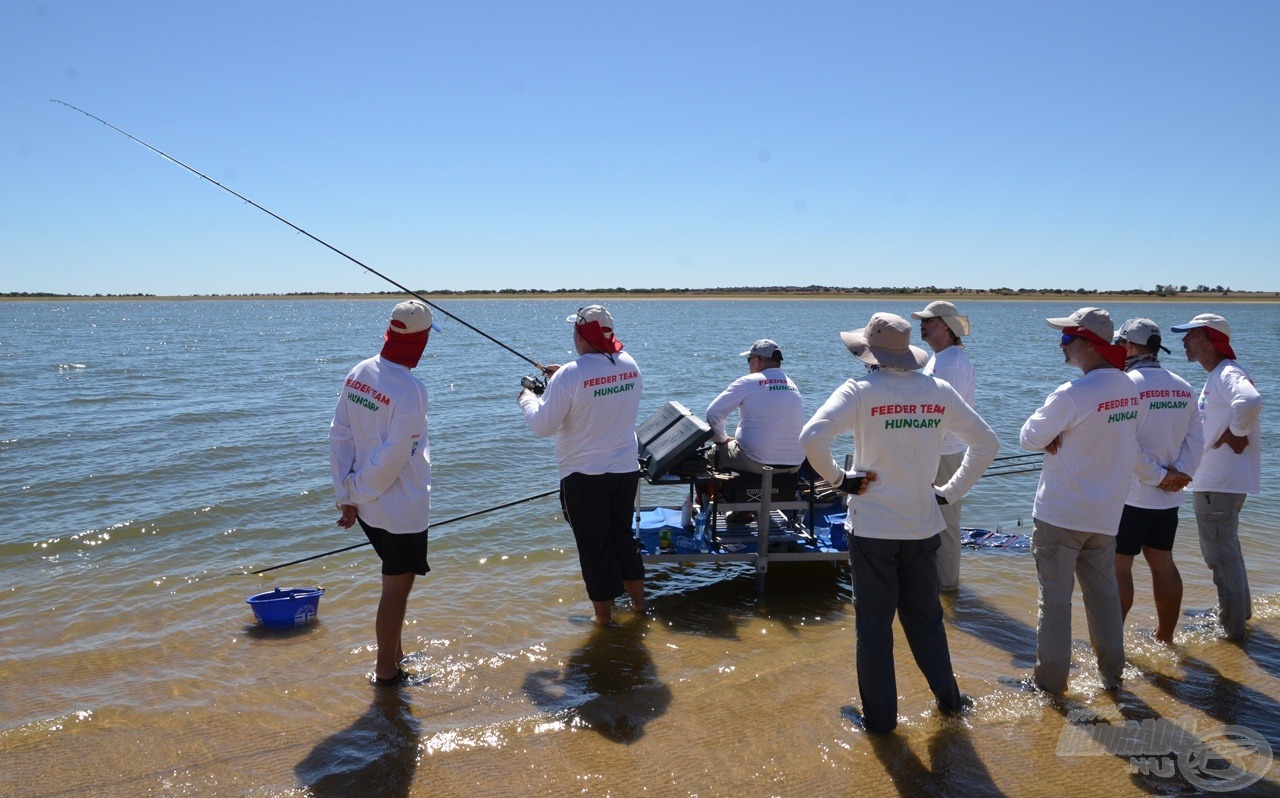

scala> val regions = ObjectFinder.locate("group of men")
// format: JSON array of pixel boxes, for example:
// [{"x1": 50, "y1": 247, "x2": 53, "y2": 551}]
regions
[
  {"x1": 1019, "y1": 307, "x2": 1261, "y2": 698},
  {"x1": 327, "y1": 299, "x2": 1263, "y2": 735}
]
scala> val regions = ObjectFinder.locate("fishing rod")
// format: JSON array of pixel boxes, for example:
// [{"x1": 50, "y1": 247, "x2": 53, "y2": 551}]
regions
[
  {"x1": 53, "y1": 100, "x2": 548, "y2": 373},
  {"x1": 992, "y1": 452, "x2": 1043, "y2": 463},
  {"x1": 981, "y1": 465, "x2": 1044, "y2": 478},
  {"x1": 243, "y1": 488, "x2": 560, "y2": 575}
]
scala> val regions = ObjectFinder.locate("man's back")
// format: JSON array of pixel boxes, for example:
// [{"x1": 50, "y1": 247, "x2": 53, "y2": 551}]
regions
[
  {"x1": 805, "y1": 368, "x2": 995, "y2": 540},
  {"x1": 706, "y1": 367, "x2": 805, "y2": 465},
  {"x1": 1126, "y1": 363, "x2": 1202, "y2": 509},
  {"x1": 521, "y1": 350, "x2": 642, "y2": 478},
  {"x1": 1022, "y1": 368, "x2": 1140, "y2": 534},
  {"x1": 330, "y1": 354, "x2": 432, "y2": 534}
]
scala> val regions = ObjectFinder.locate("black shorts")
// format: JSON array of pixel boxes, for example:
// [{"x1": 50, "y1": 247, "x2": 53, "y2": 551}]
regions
[
  {"x1": 357, "y1": 517, "x2": 430, "y2": 576},
  {"x1": 1115, "y1": 505, "x2": 1179, "y2": 556},
  {"x1": 560, "y1": 471, "x2": 644, "y2": 601}
]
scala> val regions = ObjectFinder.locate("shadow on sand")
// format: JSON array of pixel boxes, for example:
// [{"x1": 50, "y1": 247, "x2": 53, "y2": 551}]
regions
[
  {"x1": 863, "y1": 721, "x2": 1005, "y2": 798},
  {"x1": 650, "y1": 559, "x2": 851, "y2": 642},
  {"x1": 522, "y1": 615, "x2": 672, "y2": 744},
  {"x1": 295, "y1": 686, "x2": 421, "y2": 798}
]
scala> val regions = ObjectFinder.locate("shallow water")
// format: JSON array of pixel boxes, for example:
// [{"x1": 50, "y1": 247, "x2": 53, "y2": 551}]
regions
[{"x1": 2, "y1": 297, "x2": 1278, "y2": 797}]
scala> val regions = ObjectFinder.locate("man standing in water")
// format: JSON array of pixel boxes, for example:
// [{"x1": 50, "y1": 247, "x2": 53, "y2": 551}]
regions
[
  {"x1": 330, "y1": 300, "x2": 437, "y2": 685},
  {"x1": 518, "y1": 305, "x2": 645, "y2": 624},
  {"x1": 1113, "y1": 318, "x2": 1202, "y2": 644},
  {"x1": 1171, "y1": 313, "x2": 1263, "y2": 641},
  {"x1": 1020, "y1": 308, "x2": 1138, "y2": 694},
  {"x1": 800, "y1": 312, "x2": 998, "y2": 733},
  {"x1": 911, "y1": 300, "x2": 975, "y2": 593}
]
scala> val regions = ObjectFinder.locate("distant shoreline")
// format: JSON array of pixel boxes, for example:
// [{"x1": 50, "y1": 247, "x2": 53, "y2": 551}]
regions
[{"x1": 4, "y1": 289, "x2": 1278, "y2": 303}]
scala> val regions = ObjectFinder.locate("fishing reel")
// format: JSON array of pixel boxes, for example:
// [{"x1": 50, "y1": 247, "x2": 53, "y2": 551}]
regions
[{"x1": 520, "y1": 375, "x2": 546, "y2": 395}]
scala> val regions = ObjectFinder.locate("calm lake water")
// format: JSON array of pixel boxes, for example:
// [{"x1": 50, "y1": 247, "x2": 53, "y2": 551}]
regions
[{"x1": 1, "y1": 297, "x2": 1278, "y2": 797}]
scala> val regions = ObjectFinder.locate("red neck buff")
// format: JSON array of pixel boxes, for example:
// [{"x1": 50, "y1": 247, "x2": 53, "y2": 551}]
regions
[
  {"x1": 576, "y1": 320, "x2": 623, "y2": 353},
  {"x1": 1064, "y1": 326, "x2": 1126, "y2": 369},
  {"x1": 1205, "y1": 327, "x2": 1237, "y2": 360},
  {"x1": 381, "y1": 328, "x2": 429, "y2": 368}
]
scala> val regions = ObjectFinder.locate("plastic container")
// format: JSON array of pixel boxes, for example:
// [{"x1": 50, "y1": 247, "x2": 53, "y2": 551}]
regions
[{"x1": 246, "y1": 587, "x2": 325, "y2": 628}]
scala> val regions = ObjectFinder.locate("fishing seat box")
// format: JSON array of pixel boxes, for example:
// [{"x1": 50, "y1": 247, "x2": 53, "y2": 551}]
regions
[
  {"x1": 719, "y1": 471, "x2": 801, "y2": 504},
  {"x1": 637, "y1": 402, "x2": 713, "y2": 482}
]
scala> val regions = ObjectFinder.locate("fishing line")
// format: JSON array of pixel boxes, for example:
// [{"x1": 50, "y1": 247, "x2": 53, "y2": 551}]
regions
[
  {"x1": 53, "y1": 100, "x2": 548, "y2": 373},
  {"x1": 241, "y1": 488, "x2": 559, "y2": 576}
]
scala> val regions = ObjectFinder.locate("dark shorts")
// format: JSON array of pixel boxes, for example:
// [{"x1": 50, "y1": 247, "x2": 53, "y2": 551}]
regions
[
  {"x1": 560, "y1": 471, "x2": 644, "y2": 601},
  {"x1": 1115, "y1": 505, "x2": 1179, "y2": 556},
  {"x1": 357, "y1": 517, "x2": 430, "y2": 576}
]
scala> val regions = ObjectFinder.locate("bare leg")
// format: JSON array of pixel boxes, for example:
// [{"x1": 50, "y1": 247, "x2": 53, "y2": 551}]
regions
[
  {"x1": 1142, "y1": 546, "x2": 1183, "y2": 645},
  {"x1": 1114, "y1": 553, "x2": 1136, "y2": 623},
  {"x1": 591, "y1": 599, "x2": 614, "y2": 624},
  {"x1": 376, "y1": 572, "x2": 416, "y2": 680},
  {"x1": 624, "y1": 579, "x2": 646, "y2": 613}
]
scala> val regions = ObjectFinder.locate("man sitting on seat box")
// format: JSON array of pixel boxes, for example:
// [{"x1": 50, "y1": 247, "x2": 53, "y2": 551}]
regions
[{"x1": 705, "y1": 338, "x2": 807, "y2": 476}]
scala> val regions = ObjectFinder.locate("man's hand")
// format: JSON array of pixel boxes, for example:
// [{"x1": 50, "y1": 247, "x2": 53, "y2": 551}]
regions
[
  {"x1": 337, "y1": 504, "x2": 357, "y2": 529},
  {"x1": 543, "y1": 364, "x2": 562, "y2": 376},
  {"x1": 838, "y1": 470, "x2": 877, "y2": 495},
  {"x1": 1044, "y1": 434, "x2": 1063, "y2": 455},
  {"x1": 1157, "y1": 468, "x2": 1192, "y2": 492},
  {"x1": 1213, "y1": 430, "x2": 1249, "y2": 454}
]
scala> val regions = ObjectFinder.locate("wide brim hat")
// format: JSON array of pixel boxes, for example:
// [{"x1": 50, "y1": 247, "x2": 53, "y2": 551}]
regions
[
  {"x1": 910, "y1": 300, "x2": 970, "y2": 337},
  {"x1": 840, "y1": 312, "x2": 930, "y2": 370}
]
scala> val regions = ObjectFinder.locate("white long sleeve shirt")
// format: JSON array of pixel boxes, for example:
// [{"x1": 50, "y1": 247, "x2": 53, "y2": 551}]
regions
[
  {"x1": 1020, "y1": 367, "x2": 1139, "y2": 535},
  {"x1": 1188, "y1": 359, "x2": 1263, "y2": 494},
  {"x1": 799, "y1": 367, "x2": 999, "y2": 541},
  {"x1": 923, "y1": 345, "x2": 976, "y2": 456},
  {"x1": 1125, "y1": 360, "x2": 1203, "y2": 510},
  {"x1": 519, "y1": 351, "x2": 642, "y2": 479},
  {"x1": 705, "y1": 367, "x2": 806, "y2": 466},
  {"x1": 329, "y1": 355, "x2": 431, "y2": 534}
]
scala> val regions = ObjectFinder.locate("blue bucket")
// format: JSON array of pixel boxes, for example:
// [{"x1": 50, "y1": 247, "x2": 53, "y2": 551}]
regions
[{"x1": 246, "y1": 587, "x2": 324, "y2": 628}]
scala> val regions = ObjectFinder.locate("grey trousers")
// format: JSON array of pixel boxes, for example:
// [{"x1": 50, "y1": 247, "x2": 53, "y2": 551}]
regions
[
  {"x1": 1031, "y1": 519, "x2": 1126, "y2": 694},
  {"x1": 1193, "y1": 491, "x2": 1251, "y2": 640},
  {"x1": 934, "y1": 452, "x2": 964, "y2": 591},
  {"x1": 850, "y1": 533, "x2": 963, "y2": 733}
]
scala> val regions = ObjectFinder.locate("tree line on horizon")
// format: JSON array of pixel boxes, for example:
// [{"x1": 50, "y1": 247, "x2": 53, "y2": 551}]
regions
[{"x1": 5, "y1": 284, "x2": 1268, "y2": 299}]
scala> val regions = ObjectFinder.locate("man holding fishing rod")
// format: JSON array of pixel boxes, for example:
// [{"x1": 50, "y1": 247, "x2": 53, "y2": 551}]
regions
[
  {"x1": 330, "y1": 300, "x2": 437, "y2": 685},
  {"x1": 518, "y1": 305, "x2": 645, "y2": 625}
]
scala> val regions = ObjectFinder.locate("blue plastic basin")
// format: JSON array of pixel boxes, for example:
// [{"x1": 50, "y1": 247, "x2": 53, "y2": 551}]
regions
[{"x1": 246, "y1": 587, "x2": 324, "y2": 628}]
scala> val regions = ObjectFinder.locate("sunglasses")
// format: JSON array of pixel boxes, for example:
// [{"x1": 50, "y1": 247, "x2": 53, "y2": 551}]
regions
[{"x1": 1060, "y1": 333, "x2": 1089, "y2": 345}]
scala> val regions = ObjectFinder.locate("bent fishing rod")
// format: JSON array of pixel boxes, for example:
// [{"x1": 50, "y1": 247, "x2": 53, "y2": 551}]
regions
[
  {"x1": 242, "y1": 487, "x2": 560, "y2": 576},
  {"x1": 54, "y1": 99, "x2": 548, "y2": 373}
]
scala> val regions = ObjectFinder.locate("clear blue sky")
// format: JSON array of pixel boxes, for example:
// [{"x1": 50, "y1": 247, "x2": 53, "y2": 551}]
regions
[{"x1": 3, "y1": 1, "x2": 1277, "y2": 295}]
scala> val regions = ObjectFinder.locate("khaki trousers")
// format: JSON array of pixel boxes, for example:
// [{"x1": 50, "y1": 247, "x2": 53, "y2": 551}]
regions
[{"x1": 1031, "y1": 519, "x2": 1126, "y2": 693}]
